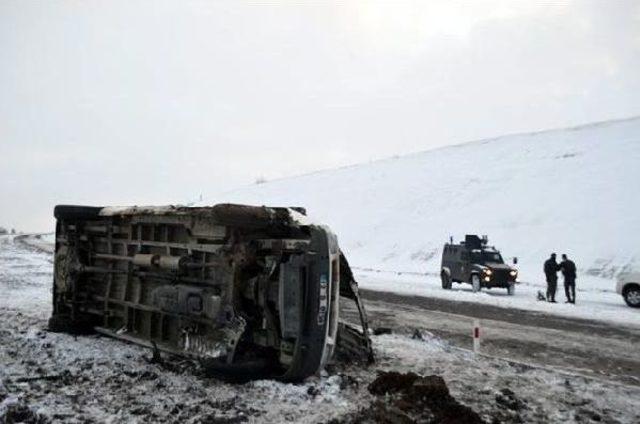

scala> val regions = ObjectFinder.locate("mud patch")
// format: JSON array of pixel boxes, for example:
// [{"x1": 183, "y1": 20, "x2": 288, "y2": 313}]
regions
[
  {"x1": 0, "y1": 398, "x2": 49, "y2": 424},
  {"x1": 334, "y1": 371, "x2": 484, "y2": 424}
]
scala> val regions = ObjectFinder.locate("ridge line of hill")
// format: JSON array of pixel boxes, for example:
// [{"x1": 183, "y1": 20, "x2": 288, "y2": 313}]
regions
[{"x1": 218, "y1": 115, "x2": 640, "y2": 193}]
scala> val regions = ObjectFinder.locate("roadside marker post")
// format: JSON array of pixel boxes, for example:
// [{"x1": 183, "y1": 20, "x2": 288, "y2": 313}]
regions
[{"x1": 473, "y1": 319, "x2": 480, "y2": 353}]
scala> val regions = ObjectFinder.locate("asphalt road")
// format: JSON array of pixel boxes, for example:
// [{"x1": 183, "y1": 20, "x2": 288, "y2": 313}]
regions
[{"x1": 342, "y1": 289, "x2": 640, "y2": 386}]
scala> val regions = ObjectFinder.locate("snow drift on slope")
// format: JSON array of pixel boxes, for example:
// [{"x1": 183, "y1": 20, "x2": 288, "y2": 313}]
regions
[{"x1": 203, "y1": 117, "x2": 640, "y2": 287}]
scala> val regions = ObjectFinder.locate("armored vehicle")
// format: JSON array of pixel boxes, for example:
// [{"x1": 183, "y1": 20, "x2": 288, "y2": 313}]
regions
[
  {"x1": 440, "y1": 235, "x2": 518, "y2": 295},
  {"x1": 49, "y1": 204, "x2": 373, "y2": 382}
]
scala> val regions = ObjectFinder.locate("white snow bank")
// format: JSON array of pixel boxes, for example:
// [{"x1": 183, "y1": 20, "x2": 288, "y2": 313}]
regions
[{"x1": 0, "y1": 235, "x2": 52, "y2": 313}]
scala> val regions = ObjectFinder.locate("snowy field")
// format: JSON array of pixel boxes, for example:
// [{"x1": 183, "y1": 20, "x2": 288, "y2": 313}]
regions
[
  {"x1": 13, "y1": 233, "x2": 56, "y2": 254},
  {"x1": 197, "y1": 117, "x2": 640, "y2": 327},
  {"x1": 1, "y1": 235, "x2": 640, "y2": 423}
]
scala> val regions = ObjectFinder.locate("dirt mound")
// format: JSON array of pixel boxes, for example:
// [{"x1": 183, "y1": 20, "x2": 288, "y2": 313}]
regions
[
  {"x1": 336, "y1": 371, "x2": 484, "y2": 424},
  {"x1": 0, "y1": 400, "x2": 49, "y2": 424}
]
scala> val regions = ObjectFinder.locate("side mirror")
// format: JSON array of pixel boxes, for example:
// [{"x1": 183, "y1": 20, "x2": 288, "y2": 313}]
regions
[{"x1": 513, "y1": 257, "x2": 518, "y2": 265}]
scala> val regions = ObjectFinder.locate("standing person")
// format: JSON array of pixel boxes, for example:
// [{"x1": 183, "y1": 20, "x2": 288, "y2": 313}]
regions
[
  {"x1": 544, "y1": 253, "x2": 559, "y2": 302},
  {"x1": 559, "y1": 254, "x2": 577, "y2": 304}
]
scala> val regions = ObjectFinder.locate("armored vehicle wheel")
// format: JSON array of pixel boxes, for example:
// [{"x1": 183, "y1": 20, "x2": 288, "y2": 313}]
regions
[
  {"x1": 441, "y1": 272, "x2": 452, "y2": 290},
  {"x1": 507, "y1": 283, "x2": 516, "y2": 296},
  {"x1": 471, "y1": 274, "x2": 481, "y2": 293}
]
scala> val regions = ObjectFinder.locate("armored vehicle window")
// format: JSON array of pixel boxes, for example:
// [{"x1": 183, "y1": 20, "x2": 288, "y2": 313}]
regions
[
  {"x1": 484, "y1": 252, "x2": 503, "y2": 263},
  {"x1": 471, "y1": 251, "x2": 504, "y2": 263}
]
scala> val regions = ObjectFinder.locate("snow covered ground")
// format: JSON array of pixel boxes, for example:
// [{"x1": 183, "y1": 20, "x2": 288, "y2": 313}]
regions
[
  {"x1": 13, "y1": 233, "x2": 55, "y2": 254},
  {"x1": 199, "y1": 117, "x2": 640, "y2": 327},
  {"x1": 0, "y1": 235, "x2": 54, "y2": 312},
  {"x1": 1, "y1": 235, "x2": 639, "y2": 423}
]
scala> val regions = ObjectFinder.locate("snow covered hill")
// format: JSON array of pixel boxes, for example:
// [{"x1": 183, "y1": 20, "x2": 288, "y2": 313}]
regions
[{"x1": 202, "y1": 117, "x2": 640, "y2": 321}]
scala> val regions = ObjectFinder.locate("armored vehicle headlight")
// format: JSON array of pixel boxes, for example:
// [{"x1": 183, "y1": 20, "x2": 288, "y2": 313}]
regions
[
  {"x1": 510, "y1": 270, "x2": 518, "y2": 277},
  {"x1": 484, "y1": 269, "x2": 492, "y2": 275}
]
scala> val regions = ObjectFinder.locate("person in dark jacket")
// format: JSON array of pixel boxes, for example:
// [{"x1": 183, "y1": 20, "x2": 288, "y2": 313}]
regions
[
  {"x1": 559, "y1": 254, "x2": 577, "y2": 304},
  {"x1": 544, "y1": 253, "x2": 560, "y2": 302}
]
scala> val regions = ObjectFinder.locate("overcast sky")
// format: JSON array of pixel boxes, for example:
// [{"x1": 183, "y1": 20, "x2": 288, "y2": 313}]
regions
[{"x1": 1, "y1": 1, "x2": 639, "y2": 231}]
